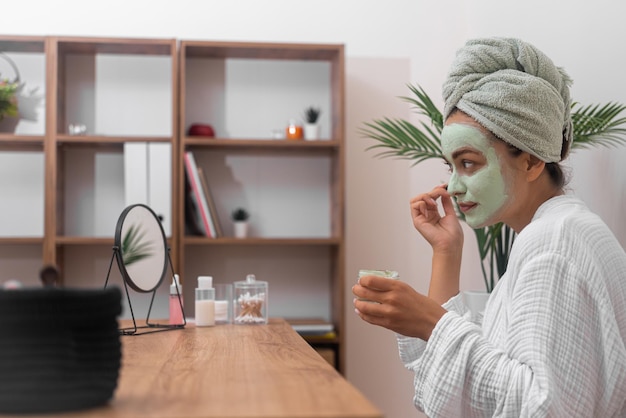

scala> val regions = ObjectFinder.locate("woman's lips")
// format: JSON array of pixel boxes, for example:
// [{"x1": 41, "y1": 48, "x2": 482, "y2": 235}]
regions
[{"x1": 457, "y1": 201, "x2": 477, "y2": 213}]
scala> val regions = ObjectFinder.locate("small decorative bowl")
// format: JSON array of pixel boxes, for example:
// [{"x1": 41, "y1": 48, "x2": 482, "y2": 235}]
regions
[{"x1": 0, "y1": 286, "x2": 122, "y2": 414}]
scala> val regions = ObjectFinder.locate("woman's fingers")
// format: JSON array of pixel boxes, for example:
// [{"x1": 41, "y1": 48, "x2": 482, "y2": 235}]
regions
[
  {"x1": 440, "y1": 193, "x2": 456, "y2": 217},
  {"x1": 410, "y1": 184, "x2": 451, "y2": 219},
  {"x1": 352, "y1": 284, "x2": 376, "y2": 303},
  {"x1": 410, "y1": 194, "x2": 437, "y2": 212},
  {"x1": 353, "y1": 297, "x2": 383, "y2": 317},
  {"x1": 436, "y1": 185, "x2": 459, "y2": 218},
  {"x1": 353, "y1": 276, "x2": 391, "y2": 304},
  {"x1": 358, "y1": 274, "x2": 398, "y2": 291}
]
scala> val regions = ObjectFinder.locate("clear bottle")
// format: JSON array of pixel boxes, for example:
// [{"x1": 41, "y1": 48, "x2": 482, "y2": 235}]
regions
[
  {"x1": 214, "y1": 283, "x2": 233, "y2": 324},
  {"x1": 169, "y1": 274, "x2": 184, "y2": 325},
  {"x1": 195, "y1": 276, "x2": 215, "y2": 327}
]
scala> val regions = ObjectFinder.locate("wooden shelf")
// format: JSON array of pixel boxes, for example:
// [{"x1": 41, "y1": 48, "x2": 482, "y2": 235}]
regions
[
  {"x1": 302, "y1": 334, "x2": 341, "y2": 344},
  {"x1": 54, "y1": 236, "x2": 115, "y2": 245},
  {"x1": 55, "y1": 236, "x2": 174, "y2": 246},
  {"x1": 56, "y1": 134, "x2": 174, "y2": 144},
  {"x1": 54, "y1": 36, "x2": 175, "y2": 56},
  {"x1": 1, "y1": 35, "x2": 345, "y2": 373},
  {"x1": 0, "y1": 38, "x2": 47, "y2": 246},
  {"x1": 0, "y1": 134, "x2": 45, "y2": 142},
  {"x1": 184, "y1": 236, "x2": 341, "y2": 245},
  {"x1": 182, "y1": 40, "x2": 343, "y2": 60},
  {"x1": 184, "y1": 137, "x2": 341, "y2": 148},
  {"x1": 0, "y1": 135, "x2": 44, "y2": 150},
  {"x1": 47, "y1": 36, "x2": 179, "y2": 268},
  {"x1": 0, "y1": 36, "x2": 46, "y2": 53},
  {"x1": 179, "y1": 40, "x2": 345, "y2": 372},
  {"x1": 0, "y1": 237, "x2": 44, "y2": 245}
]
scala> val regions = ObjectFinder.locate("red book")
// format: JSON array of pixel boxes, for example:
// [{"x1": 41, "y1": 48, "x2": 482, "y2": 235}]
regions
[
  {"x1": 183, "y1": 151, "x2": 215, "y2": 238},
  {"x1": 197, "y1": 166, "x2": 222, "y2": 238}
]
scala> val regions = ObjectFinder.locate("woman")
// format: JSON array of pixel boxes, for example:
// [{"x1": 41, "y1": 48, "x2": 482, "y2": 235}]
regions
[{"x1": 353, "y1": 37, "x2": 626, "y2": 417}]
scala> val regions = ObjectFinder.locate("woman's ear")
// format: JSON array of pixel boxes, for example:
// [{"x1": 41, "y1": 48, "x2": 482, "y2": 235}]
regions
[{"x1": 525, "y1": 154, "x2": 546, "y2": 182}]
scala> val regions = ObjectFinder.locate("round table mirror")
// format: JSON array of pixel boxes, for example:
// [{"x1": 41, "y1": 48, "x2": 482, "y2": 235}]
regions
[{"x1": 114, "y1": 204, "x2": 167, "y2": 293}]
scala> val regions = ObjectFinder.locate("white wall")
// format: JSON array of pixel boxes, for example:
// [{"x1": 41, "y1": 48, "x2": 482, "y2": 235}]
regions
[{"x1": 5, "y1": 1, "x2": 626, "y2": 417}]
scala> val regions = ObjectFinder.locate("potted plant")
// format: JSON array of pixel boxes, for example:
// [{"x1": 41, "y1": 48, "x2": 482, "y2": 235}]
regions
[
  {"x1": 0, "y1": 78, "x2": 19, "y2": 132},
  {"x1": 0, "y1": 52, "x2": 44, "y2": 133},
  {"x1": 361, "y1": 84, "x2": 626, "y2": 292},
  {"x1": 303, "y1": 106, "x2": 321, "y2": 140},
  {"x1": 232, "y1": 207, "x2": 250, "y2": 238}
]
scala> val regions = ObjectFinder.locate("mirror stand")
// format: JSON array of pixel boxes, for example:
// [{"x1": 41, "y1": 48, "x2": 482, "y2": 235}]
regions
[
  {"x1": 104, "y1": 203, "x2": 186, "y2": 336},
  {"x1": 105, "y1": 247, "x2": 186, "y2": 335}
]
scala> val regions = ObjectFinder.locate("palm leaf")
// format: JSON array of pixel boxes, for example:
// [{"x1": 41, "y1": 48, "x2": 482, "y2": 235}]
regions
[
  {"x1": 122, "y1": 224, "x2": 154, "y2": 265},
  {"x1": 360, "y1": 84, "x2": 443, "y2": 166},
  {"x1": 472, "y1": 223, "x2": 513, "y2": 292},
  {"x1": 571, "y1": 102, "x2": 626, "y2": 150},
  {"x1": 473, "y1": 226, "x2": 491, "y2": 291},
  {"x1": 401, "y1": 84, "x2": 444, "y2": 130},
  {"x1": 492, "y1": 224, "x2": 515, "y2": 286},
  {"x1": 361, "y1": 118, "x2": 443, "y2": 165}
]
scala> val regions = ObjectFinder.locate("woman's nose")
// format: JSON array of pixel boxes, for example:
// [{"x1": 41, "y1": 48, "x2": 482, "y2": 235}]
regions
[{"x1": 447, "y1": 171, "x2": 465, "y2": 196}]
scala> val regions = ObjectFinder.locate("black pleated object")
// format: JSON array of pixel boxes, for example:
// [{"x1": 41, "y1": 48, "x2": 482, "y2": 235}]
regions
[{"x1": 0, "y1": 286, "x2": 122, "y2": 414}]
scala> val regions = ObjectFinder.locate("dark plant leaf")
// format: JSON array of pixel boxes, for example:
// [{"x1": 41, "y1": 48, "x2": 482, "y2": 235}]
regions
[{"x1": 122, "y1": 224, "x2": 153, "y2": 266}]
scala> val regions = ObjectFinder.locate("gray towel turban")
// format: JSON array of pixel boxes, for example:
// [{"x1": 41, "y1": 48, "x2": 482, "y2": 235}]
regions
[{"x1": 442, "y1": 37, "x2": 573, "y2": 162}]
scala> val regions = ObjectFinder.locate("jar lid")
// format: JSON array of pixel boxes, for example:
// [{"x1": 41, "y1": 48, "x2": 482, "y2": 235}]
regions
[{"x1": 234, "y1": 274, "x2": 267, "y2": 287}]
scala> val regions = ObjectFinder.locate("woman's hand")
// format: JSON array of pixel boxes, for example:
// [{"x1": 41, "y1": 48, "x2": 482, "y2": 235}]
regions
[
  {"x1": 410, "y1": 184, "x2": 463, "y2": 254},
  {"x1": 411, "y1": 184, "x2": 463, "y2": 304},
  {"x1": 353, "y1": 275, "x2": 447, "y2": 340}
]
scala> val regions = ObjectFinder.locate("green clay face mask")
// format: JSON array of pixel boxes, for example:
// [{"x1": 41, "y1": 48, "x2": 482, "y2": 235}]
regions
[{"x1": 441, "y1": 123, "x2": 508, "y2": 228}]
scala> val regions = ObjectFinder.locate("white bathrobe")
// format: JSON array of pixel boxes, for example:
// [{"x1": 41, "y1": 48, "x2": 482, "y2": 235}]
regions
[{"x1": 398, "y1": 195, "x2": 626, "y2": 417}]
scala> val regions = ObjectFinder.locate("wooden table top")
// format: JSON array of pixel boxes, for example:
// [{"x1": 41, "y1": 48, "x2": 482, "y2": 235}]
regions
[{"x1": 41, "y1": 318, "x2": 382, "y2": 418}]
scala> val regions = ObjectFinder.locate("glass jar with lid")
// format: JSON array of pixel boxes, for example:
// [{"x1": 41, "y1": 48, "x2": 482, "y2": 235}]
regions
[{"x1": 233, "y1": 274, "x2": 268, "y2": 324}]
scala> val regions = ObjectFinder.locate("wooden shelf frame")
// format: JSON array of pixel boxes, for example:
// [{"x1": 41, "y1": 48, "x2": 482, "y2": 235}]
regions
[
  {"x1": 178, "y1": 40, "x2": 346, "y2": 372},
  {"x1": 44, "y1": 36, "x2": 180, "y2": 273},
  {"x1": 1, "y1": 35, "x2": 346, "y2": 373},
  {"x1": 0, "y1": 35, "x2": 48, "y2": 246}
]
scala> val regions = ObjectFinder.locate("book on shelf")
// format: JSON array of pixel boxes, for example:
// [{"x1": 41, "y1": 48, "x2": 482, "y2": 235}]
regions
[
  {"x1": 183, "y1": 172, "x2": 204, "y2": 236},
  {"x1": 197, "y1": 166, "x2": 223, "y2": 238},
  {"x1": 286, "y1": 318, "x2": 335, "y2": 336},
  {"x1": 183, "y1": 151, "x2": 216, "y2": 238}
]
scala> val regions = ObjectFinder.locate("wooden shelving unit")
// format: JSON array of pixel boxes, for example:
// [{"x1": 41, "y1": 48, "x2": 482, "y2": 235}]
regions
[
  {"x1": 178, "y1": 40, "x2": 345, "y2": 371},
  {"x1": 47, "y1": 36, "x2": 179, "y2": 277},
  {"x1": 0, "y1": 36, "x2": 47, "y2": 285},
  {"x1": 0, "y1": 35, "x2": 345, "y2": 372}
]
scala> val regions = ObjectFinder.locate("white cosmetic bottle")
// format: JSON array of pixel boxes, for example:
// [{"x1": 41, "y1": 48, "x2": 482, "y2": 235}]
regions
[{"x1": 195, "y1": 276, "x2": 215, "y2": 327}]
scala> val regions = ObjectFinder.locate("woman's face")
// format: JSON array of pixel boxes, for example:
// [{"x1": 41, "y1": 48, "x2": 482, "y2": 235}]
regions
[{"x1": 441, "y1": 113, "x2": 518, "y2": 228}]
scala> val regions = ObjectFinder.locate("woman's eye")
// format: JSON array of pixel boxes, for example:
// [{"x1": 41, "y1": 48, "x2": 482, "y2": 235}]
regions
[
  {"x1": 461, "y1": 160, "x2": 474, "y2": 169},
  {"x1": 443, "y1": 161, "x2": 452, "y2": 173}
]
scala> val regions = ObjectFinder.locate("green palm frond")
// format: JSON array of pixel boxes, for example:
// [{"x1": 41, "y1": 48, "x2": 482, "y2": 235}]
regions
[
  {"x1": 360, "y1": 84, "x2": 443, "y2": 166},
  {"x1": 472, "y1": 222, "x2": 514, "y2": 292},
  {"x1": 401, "y1": 84, "x2": 444, "y2": 129},
  {"x1": 361, "y1": 83, "x2": 626, "y2": 292},
  {"x1": 361, "y1": 118, "x2": 442, "y2": 165},
  {"x1": 571, "y1": 102, "x2": 626, "y2": 150},
  {"x1": 122, "y1": 224, "x2": 153, "y2": 266}
]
